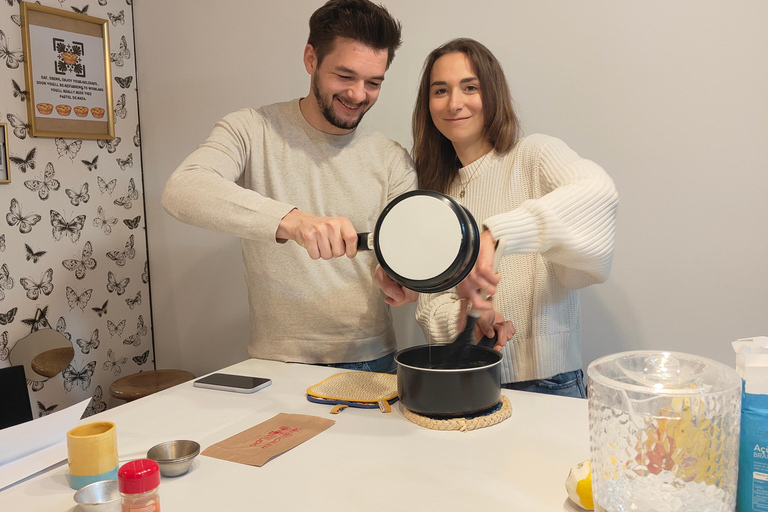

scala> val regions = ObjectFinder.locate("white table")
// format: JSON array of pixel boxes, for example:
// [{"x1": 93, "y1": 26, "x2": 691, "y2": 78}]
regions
[{"x1": 0, "y1": 359, "x2": 590, "y2": 511}]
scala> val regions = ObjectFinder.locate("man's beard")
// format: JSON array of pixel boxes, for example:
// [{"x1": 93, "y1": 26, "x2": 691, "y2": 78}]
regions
[{"x1": 312, "y1": 73, "x2": 369, "y2": 130}]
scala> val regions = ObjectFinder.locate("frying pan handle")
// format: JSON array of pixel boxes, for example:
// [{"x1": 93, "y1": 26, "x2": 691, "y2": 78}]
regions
[
  {"x1": 476, "y1": 333, "x2": 498, "y2": 349},
  {"x1": 356, "y1": 232, "x2": 374, "y2": 251}
]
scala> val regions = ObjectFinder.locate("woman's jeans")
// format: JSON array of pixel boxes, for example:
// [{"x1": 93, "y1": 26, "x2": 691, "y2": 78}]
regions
[
  {"x1": 501, "y1": 369, "x2": 586, "y2": 399},
  {"x1": 323, "y1": 352, "x2": 397, "y2": 374}
]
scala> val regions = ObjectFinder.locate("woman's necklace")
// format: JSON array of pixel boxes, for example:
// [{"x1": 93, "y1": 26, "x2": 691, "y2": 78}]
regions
[{"x1": 458, "y1": 151, "x2": 490, "y2": 198}]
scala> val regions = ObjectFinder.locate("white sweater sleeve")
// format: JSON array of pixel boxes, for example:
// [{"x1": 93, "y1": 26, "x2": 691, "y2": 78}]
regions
[
  {"x1": 483, "y1": 134, "x2": 619, "y2": 289},
  {"x1": 161, "y1": 109, "x2": 295, "y2": 243}
]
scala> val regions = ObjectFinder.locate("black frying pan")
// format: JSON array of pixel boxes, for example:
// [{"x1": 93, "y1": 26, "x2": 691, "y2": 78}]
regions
[{"x1": 357, "y1": 190, "x2": 479, "y2": 293}]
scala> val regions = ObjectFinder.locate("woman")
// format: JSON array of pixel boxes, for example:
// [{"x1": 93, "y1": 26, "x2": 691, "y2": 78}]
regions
[{"x1": 412, "y1": 38, "x2": 618, "y2": 398}]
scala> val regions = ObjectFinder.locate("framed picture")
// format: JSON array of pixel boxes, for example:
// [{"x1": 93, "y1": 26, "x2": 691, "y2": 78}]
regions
[
  {"x1": 0, "y1": 123, "x2": 9, "y2": 183},
  {"x1": 20, "y1": 2, "x2": 115, "y2": 140}
]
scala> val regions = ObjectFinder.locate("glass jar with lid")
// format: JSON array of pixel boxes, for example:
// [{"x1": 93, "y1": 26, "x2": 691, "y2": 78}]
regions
[{"x1": 588, "y1": 350, "x2": 741, "y2": 512}]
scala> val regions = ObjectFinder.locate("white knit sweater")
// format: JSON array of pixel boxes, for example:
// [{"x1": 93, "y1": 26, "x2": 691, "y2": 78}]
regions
[{"x1": 415, "y1": 134, "x2": 618, "y2": 383}]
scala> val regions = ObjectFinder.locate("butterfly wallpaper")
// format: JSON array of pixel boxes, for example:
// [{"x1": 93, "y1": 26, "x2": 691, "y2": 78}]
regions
[{"x1": 0, "y1": 1, "x2": 152, "y2": 420}]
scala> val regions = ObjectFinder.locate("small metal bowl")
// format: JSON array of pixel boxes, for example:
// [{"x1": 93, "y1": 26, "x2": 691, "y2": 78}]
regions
[
  {"x1": 146, "y1": 440, "x2": 200, "y2": 477},
  {"x1": 73, "y1": 479, "x2": 120, "y2": 512}
]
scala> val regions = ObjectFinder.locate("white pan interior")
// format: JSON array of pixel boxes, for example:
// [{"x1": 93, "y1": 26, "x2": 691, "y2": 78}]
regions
[{"x1": 377, "y1": 195, "x2": 463, "y2": 281}]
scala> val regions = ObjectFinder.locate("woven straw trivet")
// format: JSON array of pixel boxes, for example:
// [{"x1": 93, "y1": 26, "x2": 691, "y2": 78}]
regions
[
  {"x1": 307, "y1": 371, "x2": 397, "y2": 403},
  {"x1": 404, "y1": 395, "x2": 512, "y2": 432}
]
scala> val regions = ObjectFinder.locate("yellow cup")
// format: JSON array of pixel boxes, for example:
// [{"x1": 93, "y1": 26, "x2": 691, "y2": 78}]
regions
[{"x1": 66, "y1": 421, "x2": 119, "y2": 490}]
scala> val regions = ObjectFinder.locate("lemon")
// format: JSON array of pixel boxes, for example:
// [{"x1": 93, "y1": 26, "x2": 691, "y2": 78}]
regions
[{"x1": 565, "y1": 459, "x2": 594, "y2": 510}]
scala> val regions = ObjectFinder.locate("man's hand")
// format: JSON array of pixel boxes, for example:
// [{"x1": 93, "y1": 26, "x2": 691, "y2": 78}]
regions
[
  {"x1": 456, "y1": 230, "x2": 500, "y2": 312},
  {"x1": 375, "y1": 265, "x2": 418, "y2": 307},
  {"x1": 276, "y1": 209, "x2": 358, "y2": 260}
]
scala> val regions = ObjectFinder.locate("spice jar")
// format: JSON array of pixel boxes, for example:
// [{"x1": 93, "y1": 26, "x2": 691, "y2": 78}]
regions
[{"x1": 118, "y1": 459, "x2": 161, "y2": 512}]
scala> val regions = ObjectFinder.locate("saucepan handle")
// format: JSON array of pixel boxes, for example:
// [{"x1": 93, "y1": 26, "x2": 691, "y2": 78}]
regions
[{"x1": 356, "y1": 232, "x2": 374, "y2": 251}]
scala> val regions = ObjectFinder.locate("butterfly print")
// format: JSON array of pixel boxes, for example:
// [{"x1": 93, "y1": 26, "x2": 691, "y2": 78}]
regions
[
  {"x1": 107, "y1": 271, "x2": 129, "y2": 295},
  {"x1": 50, "y1": 210, "x2": 86, "y2": 243},
  {"x1": 107, "y1": 234, "x2": 135, "y2": 266},
  {"x1": 66, "y1": 183, "x2": 90, "y2": 207},
  {"x1": 25, "y1": 244, "x2": 47, "y2": 263},
  {"x1": 0, "y1": 307, "x2": 18, "y2": 325},
  {"x1": 136, "y1": 315, "x2": 147, "y2": 336},
  {"x1": 66, "y1": 286, "x2": 93, "y2": 311},
  {"x1": 125, "y1": 291, "x2": 141, "y2": 309},
  {"x1": 83, "y1": 385, "x2": 107, "y2": 417},
  {"x1": 24, "y1": 163, "x2": 60, "y2": 200},
  {"x1": 11, "y1": 14, "x2": 21, "y2": 27},
  {"x1": 107, "y1": 318, "x2": 125, "y2": 338},
  {"x1": 133, "y1": 349, "x2": 149, "y2": 366},
  {"x1": 92, "y1": 300, "x2": 108, "y2": 317},
  {"x1": 0, "y1": 234, "x2": 5, "y2": 252},
  {"x1": 123, "y1": 216, "x2": 141, "y2": 229},
  {"x1": 114, "y1": 93, "x2": 127, "y2": 119},
  {"x1": 9, "y1": 147, "x2": 36, "y2": 173},
  {"x1": 19, "y1": 268, "x2": 54, "y2": 300},
  {"x1": 7, "y1": 198, "x2": 41, "y2": 234},
  {"x1": 0, "y1": 264, "x2": 13, "y2": 302},
  {"x1": 11, "y1": 78, "x2": 27, "y2": 101},
  {"x1": 97, "y1": 176, "x2": 117, "y2": 195},
  {"x1": 98, "y1": 0, "x2": 107, "y2": 5},
  {"x1": 28, "y1": 379, "x2": 45, "y2": 392},
  {"x1": 71, "y1": 5, "x2": 88, "y2": 14},
  {"x1": 133, "y1": 124, "x2": 140, "y2": 147},
  {"x1": 103, "y1": 348, "x2": 127, "y2": 375},
  {"x1": 63, "y1": 361, "x2": 96, "y2": 392},
  {"x1": 62, "y1": 241, "x2": 97, "y2": 280},
  {"x1": 123, "y1": 333, "x2": 140, "y2": 346},
  {"x1": 7, "y1": 198, "x2": 42, "y2": 234},
  {"x1": 1, "y1": 331, "x2": 9, "y2": 361},
  {"x1": 114, "y1": 177, "x2": 139, "y2": 209},
  {"x1": 93, "y1": 205, "x2": 118, "y2": 235},
  {"x1": 82, "y1": 155, "x2": 98, "y2": 171},
  {"x1": 37, "y1": 401, "x2": 58, "y2": 417},
  {"x1": 107, "y1": 10, "x2": 124, "y2": 25},
  {"x1": 7, "y1": 113, "x2": 29, "y2": 139},
  {"x1": 114, "y1": 75, "x2": 132, "y2": 89},
  {"x1": 141, "y1": 261, "x2": 149, "y2": 284},
  {"x1": 97, "y1": 137, "x2": 121, "y2": 153},
  {"x1": 0, "y1": 29, "x2": 23, "y2": 69},
  {"x1": 117, "y1": 153, "x2": 133, "y2": 170},
  {"x1": 56, "y1": 316, "x2": 72, "y2": 340},
  {"x1": 76, "y1": 329, "x2": 100, "y2": 354},
  {"x1": 110, "y1": 36, "x2": 130, "y2": 66},
  {"x1": 21, "y1": 306, "x2": 51, "y2": 332},
  {"x1": 55, "y1": 138, "x2": 83, "y2": 161}
]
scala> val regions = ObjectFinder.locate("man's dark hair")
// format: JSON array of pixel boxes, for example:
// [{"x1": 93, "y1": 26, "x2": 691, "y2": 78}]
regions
[{"x1": 308, "y1": 0, "x2": 402, "y2": 69}]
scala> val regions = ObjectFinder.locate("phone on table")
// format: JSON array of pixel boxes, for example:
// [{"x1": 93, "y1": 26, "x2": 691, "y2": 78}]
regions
[{"x1": 193, "y1": 373, "x2": 272, "y2": 393}]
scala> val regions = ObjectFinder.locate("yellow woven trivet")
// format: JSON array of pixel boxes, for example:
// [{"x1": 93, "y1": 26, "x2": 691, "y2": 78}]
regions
[
  {"x1": 307, "y1": 371, "x2": 397, "y2": 403},
  {"x1": 404, "y1": 395, "x2": 512, "y2": 432}
]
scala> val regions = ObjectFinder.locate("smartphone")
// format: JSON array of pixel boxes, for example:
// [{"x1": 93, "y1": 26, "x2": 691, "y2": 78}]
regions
[{"x1": 193, "y1": 373, "x2": 272, "y2": 393}]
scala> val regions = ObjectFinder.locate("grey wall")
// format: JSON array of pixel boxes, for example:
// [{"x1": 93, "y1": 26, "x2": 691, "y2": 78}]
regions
[{"x1": 134, "y1": 0, "x2": 768, "y2": 377}]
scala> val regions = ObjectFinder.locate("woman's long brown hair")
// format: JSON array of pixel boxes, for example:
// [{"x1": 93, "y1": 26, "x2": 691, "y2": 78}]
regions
[{"x1": 412, "y1": 38, "x2": 520, "y2": 193}]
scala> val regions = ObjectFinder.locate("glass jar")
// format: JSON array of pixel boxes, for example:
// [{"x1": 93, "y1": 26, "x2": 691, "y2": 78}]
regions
[
  {"x1": 588, "y1": 350, "x2": 741, "y2": 512},
  {"x1": 118, "y1": 459, "x2": 161, "y2": 512}
]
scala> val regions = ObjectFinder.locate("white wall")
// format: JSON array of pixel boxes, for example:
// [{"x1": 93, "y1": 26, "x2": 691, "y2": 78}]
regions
[{"x1": 133, "y1": 0, "x2": 768, "y2": 377}]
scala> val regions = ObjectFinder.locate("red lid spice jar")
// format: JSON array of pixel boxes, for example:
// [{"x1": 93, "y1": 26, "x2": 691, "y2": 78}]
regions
[{"x1": 118, "y1": 459, "x2": 161, "y2": 512}]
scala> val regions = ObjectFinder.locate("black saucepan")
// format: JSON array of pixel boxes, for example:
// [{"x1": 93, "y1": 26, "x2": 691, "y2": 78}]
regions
[
  {"x1": 357, "y1": 190, "x2": 479, "y2": 293},
  {"x1": 395, "y1": 334, "x2": 502, "y2": 417}
]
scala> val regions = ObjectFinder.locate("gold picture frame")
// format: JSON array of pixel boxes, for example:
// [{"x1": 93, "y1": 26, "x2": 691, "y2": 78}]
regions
[
  {"x1": 0, "y1": 123, "x2": 10, "y2": 183},
  {"x1": 20, "y1": 2, "x2": 115, "y2": 140}
]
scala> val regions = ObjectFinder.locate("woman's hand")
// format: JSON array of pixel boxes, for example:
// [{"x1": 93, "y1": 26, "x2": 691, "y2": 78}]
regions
[
  {"x1": 457, "y1": 230, "x2": 500, "y2": 312},
  {"x1": 474, "y1": 309, "x2": 515, "y2": 351}
]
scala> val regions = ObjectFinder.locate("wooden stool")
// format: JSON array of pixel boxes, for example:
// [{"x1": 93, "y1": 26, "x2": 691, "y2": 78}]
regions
[
  {"x1": 31, "y1": 346, "x2": 75, "y2": 378},
  {"x1": 109, "y1": 369, "x2": 195, "y2": 402}
]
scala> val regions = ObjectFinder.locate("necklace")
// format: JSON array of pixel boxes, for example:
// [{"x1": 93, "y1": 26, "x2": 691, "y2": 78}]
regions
[{"x1": 458, "y1": 151, "x2": 490, "y2": 198}]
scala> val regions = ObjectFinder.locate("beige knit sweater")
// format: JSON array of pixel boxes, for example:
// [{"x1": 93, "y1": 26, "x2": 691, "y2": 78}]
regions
[
  {"x1": 415, "y1": 134, "x2": 618, "y2": 383},
  {"x1": 162, "y1": 100, "x2": 417, "y2": 364}
]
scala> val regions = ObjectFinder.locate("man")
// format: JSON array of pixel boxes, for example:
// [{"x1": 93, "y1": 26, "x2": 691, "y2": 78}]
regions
[{"x1": 162, "y1": 0, "x2": 416, "y2": 373}]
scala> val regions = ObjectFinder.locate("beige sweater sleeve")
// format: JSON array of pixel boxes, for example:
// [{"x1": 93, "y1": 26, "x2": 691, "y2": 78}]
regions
[{"x1": 161, "y1": 109, "x2": 295, "y2": 243}]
